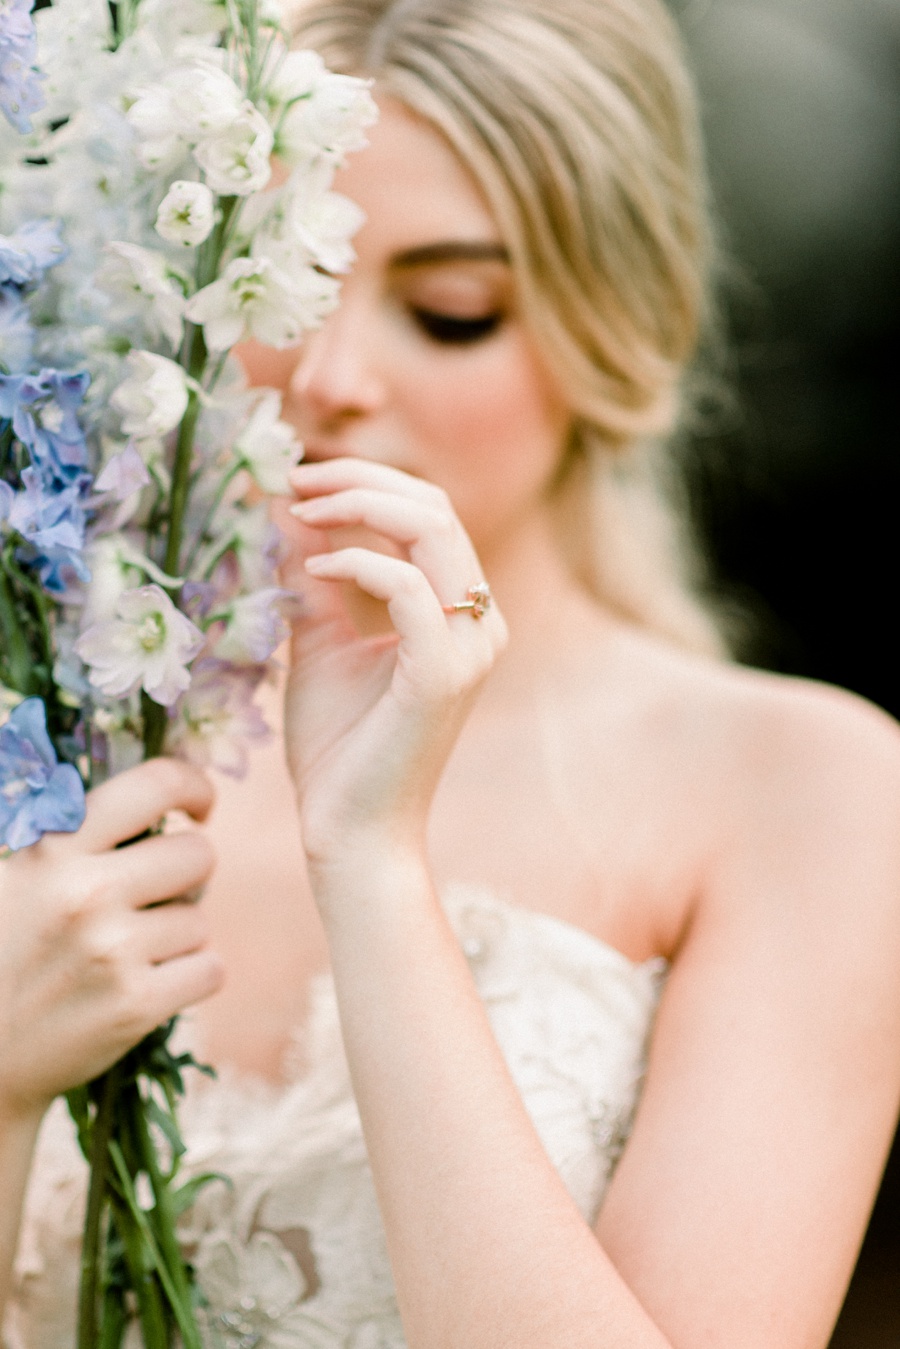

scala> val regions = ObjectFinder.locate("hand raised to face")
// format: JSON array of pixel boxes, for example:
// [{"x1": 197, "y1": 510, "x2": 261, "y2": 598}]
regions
[{"x1": 280, "y1": 457, "x2": 507, "y2": 885}]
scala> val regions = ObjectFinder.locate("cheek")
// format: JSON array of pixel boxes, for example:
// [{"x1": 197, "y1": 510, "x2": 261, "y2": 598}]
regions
[
  {"x1": 412, "y1": 339, "x2": 569, "y2": 492},
  {"x1": 232, "y1": 339, "x2": 301, "y2": 391},
  {"x1": 410, "y1": 342, "x2": 569, "y2": 542}
]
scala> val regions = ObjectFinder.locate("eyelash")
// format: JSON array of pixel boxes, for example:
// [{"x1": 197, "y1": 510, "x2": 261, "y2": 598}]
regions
[{"x1": 411, "y1": 308, "x2": 503, "y2": 345}]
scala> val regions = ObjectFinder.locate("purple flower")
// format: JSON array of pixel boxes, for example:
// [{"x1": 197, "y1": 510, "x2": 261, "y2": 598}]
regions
[
  {"x1": 0, "y1": 698, "x2": 86, "y2": 852},
  {"x1": 0, "y1": 368, "x2": 91, "y2": 483},
  {"x1": 213, "y1": 587, "x2": 296, "y2": 664},
  {"x1": 0, "y1": 0, "x2": 44, "y2": 133},
  {"x1": 168, "y1": 660, "x2": 269, "y2": 777},
  {"x1": 0, "y1": 220, "x2": 67, "y2": 290},
  {"x1": 7, "y1": 466, "x2": 92, "y2": 593},
  {"x1": 93, "y1": 442, "x2": 151, "y2": 501}
]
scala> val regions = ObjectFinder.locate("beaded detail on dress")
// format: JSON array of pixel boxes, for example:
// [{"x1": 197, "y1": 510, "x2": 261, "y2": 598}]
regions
[{"x1": 5, "y1": 886, "x2": 666, "y2": 1349}]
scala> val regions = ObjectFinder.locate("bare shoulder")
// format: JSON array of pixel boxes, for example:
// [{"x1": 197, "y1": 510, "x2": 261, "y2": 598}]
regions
[
  {"x1": 597, "y1": 634, "x2": 900, "y2": 1347},
  {"x1": 699, "y1": 650, "x2": 900, "y2": 864},
  {"x1": 604, "y1": 625, "x2": 900, "y2": 939},
  {"x1": 613, "y1": 624, "x2": 900, "y2": 825}
]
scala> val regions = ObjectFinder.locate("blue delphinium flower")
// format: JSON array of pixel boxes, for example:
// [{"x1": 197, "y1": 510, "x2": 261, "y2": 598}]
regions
[
  {"x1": 0, "y1": 0, "x2": 44, "y2": 133},
  {"x1": 7, "y1": 466, "x2": 92, "y2": 592},
  {"x1": 0, "y1": 369, "x2": 91, "y2": 482},
  {"x1": 0, "y1": 220, "x2": 67, "y2": 291},
  {"x1": 0, "y1": 289, "x2": 34, "y2": 372},
  {"x1": 0, "y1": 697, "x2": 86, "y2": 852}
]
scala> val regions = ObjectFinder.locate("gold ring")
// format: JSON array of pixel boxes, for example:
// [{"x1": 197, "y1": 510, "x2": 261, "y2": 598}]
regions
[{"x1": 442, "y1": 582, "x2": 492, "y2": 619}]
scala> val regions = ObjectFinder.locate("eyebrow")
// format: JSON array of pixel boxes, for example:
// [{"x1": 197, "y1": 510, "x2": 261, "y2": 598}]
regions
[{"x1": 390, "y1": 241, "x2": 510, "y2": 268}]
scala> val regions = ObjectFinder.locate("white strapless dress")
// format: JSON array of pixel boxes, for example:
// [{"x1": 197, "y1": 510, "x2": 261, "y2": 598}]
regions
[{"x1": 5, "y1": 886, "x2": 666, "y2": 1349}]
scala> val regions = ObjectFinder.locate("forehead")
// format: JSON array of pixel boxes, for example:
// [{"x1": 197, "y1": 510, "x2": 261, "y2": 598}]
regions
[{"x1": 332, "y1": 96, "x2": 502, "y2": 253}]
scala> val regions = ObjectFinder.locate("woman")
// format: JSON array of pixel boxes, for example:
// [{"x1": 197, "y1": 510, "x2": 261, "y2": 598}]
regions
[{"x1": 3, "y1": 0, "x2": 900, "y2": 1344}]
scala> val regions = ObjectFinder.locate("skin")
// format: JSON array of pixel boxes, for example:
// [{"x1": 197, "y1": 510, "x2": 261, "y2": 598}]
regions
[{"x1": 3, "y1": 98, "x2": 900, "y2": 1347}]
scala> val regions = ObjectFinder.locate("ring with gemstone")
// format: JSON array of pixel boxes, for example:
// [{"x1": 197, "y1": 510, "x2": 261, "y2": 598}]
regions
[{"x1": 441, "y1": 582, "x2": 492, "y2": 619}]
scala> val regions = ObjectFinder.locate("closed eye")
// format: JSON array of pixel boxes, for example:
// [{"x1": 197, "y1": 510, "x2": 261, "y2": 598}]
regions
[{"x1": 411, "y1": 309, "x2": 503, "y2": 345}]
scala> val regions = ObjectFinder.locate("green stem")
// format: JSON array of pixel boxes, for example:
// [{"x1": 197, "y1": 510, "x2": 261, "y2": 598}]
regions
[
  {"x1": 98, "y1": 1284, "x2": 128, "y2": 1349},
  {"x1": 108, "y1": 1183, "x2": 169, "y2": 1349},
  {"x1": 141, "y1": 691, "x2": 168, "y2": 761},
  {"x1": 76, "y1": 1065, "x2": 122, "y2": 1349},
  {"x1": 163, "y1": 378, "x2": 204, "y2": 579},
  {"x1": 135, "y1": 1098, "x2": 204, "y2": 1349},
  {"x1": 0, "y1": 562, "x2": 34, "y2": 694},
  {"x1": 108, "y1": 1141, "x2": 189, "y2": 1341},
  {"x1": 11, "y1": 563, "x2": 54, "y2": 674},
  {"x1": 183, "y1": 459, "x2": 244, "y2": 574}
]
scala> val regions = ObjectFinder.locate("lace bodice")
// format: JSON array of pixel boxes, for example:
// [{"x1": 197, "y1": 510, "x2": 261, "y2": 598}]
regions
[{"x1": 5, "y1": 887, "x2": 665, "y2": 1349}]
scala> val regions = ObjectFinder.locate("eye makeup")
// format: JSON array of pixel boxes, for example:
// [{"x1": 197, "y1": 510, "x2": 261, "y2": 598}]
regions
[{"x1": 410, "y1": 308, "x2": 504, "y2": 344}]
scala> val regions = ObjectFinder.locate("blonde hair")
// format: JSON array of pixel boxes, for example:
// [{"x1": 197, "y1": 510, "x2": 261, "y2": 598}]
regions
[{"x1": 289, "y1": 0, "x2": 727, "y2": 654}]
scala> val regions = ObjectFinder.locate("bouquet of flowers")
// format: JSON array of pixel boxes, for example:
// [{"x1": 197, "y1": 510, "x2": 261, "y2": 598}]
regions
[{"x1": 0, "y1": 1, "x2": 375, "y2": 1343}]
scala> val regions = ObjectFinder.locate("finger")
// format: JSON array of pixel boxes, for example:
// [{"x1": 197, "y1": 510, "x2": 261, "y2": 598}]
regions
[
  {"x1": 104, "y1": 830, "x2": 216, "y2": 911},
  {"x1": 77, "y1": 759, "x2": 215, "y2": 854},
  {"x1": 272, "y1": 493, "x2": 365, "y2": 640},
  {"x1": 304, "y1": 549, "x2": 455, "y2": 673},
  {"x1": 134, "y1": 899, "x2": 211, "y2": 966},
  {"x1": 290, "y1": 486, "x2": 460, "y2": 552},
  {"x1": 141, "y1": 949, "x2": 225, "y2": 1024},
  {"x1": 290, "y1": 457, "x2": 444, "y2": 505},
  {"x1": 291, "y1": 487, "x2": 486, "y2": 610}
]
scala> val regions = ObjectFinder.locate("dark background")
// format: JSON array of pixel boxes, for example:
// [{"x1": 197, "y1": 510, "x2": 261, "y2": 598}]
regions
[{"x1": 669, "y1": 0, "x2": 900, "y2": 1340}]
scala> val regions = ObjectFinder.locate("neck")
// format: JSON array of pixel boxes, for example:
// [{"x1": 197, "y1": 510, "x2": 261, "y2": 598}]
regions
[{"x1": 468, "y1": 508, "x2": 620, "y2": 713}]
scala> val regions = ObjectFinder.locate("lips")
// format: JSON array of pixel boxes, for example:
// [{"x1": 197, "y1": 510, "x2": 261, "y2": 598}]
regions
[
  {"x1": 299, "y1": 443, "x2": 360, "y2": 464},
  {"x1": 299, "y1": 444, "x2": 416, "y2": 477}
]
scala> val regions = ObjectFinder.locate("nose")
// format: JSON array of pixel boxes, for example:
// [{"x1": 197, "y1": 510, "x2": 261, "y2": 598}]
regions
[{"x1": 289, "y1": 289, "x2": 386, "y2": 428}]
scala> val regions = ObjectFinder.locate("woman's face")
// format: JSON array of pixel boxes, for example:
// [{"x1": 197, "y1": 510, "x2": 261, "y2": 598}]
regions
[{"x1": 247, "y1": 98, "x2": 571, "y2": 560}]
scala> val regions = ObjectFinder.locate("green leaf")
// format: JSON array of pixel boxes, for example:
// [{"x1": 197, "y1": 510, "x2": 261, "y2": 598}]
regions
[
  {"x1": 170, "y1": 1172, "x2": 230, "y2": 1219},
  {"x1": 144, "y1": 1095, "x2": 187, "y2": 1165}
]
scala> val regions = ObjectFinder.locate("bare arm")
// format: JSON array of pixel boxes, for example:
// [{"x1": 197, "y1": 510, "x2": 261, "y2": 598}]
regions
[
  {"x1": 316, "y1": 845, "x2": 672, "y2": 1348},
  {"x1": 0, "y1": 759, "x2": 222, "y2": 1317},
  {"x1": 0, "y1": 1105, "x2": 43, "y2": 1319},
  {"x1": 598, "y1": 685, "x2": 900, "y2": 1347},
  {"x1": 286, "y1": 458, "x2": 900, "y2": 1349},
  {"x1": 316, "y1": 706, "x2": 900, "y2": 1349}
]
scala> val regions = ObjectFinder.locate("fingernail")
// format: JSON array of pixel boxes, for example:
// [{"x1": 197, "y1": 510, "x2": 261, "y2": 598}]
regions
[{"x1": 304, "y1": 554, "x2": 331, "y2": 572}]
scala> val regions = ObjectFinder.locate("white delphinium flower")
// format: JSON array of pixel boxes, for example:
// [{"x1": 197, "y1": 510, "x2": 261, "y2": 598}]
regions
[
  {"x1": 94, "y1": 242, "x2": 185, "y2": 349},
  {"x1": 287, "y1": 184, "x2": 364, "y2": 276},
  {"x1": 234, "y1": 389, "x2": 301, "y2": 494},
  {"x1": 214, "y1": 588, "x2": 294, "y2": 665},
  {"x1": 75, "y1": 584, "x2": 204, "y2": 706},
  {"x1": 110, "y1": 351, "x2": 190, "y2": 439},
  {"x1": 133, "y1": 0, "x2": 228, "y2": 45},
  {"x1": 192, "y1": 101, "x2": 273, "y2": 196},
  {"x1": 31, "y1": 0, "x2": 113, "y2": 125},
  {"x1": 269, "y1": 50, "x2": 377, "y2": 169},
  {"x1": 185, "y1": 255, "x2": 339, "y2": 351},
  {"x1": 259, "y1": 164, "x2": 365, "y2": 277},
  {"x1": 80, "y1": 533, "x2": 182, "y2": 627},
  {"x1": 202, "y1": 502, "x2": 282, "y2": 591},
  {"x1": 127, "y1": 61, "x2": 243, "y2": 174},
  {"x1": 155, "y1": 180, "x2": 216, "y2": 248},
  {"x1": 12, "y1": 109, "x2": 146, "y2": 312}
]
